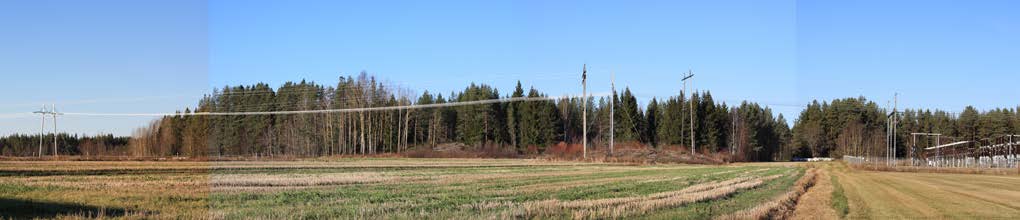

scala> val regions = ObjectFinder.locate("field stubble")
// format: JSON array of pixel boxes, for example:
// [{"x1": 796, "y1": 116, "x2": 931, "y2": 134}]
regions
[{"x1": 1, "y1": 158, "x2": 804, "y2": 219}]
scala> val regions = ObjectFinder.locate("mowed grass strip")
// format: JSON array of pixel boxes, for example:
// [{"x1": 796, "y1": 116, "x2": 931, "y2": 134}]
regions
[
  {"x1": 830, "y1": 175, "x2": 849, "y2": 218},
  {"x1": 832, "y1": 162, "x2": 1020, "y2": 219}
]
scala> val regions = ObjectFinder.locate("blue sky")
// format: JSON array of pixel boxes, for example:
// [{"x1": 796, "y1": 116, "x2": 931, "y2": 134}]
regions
[
  {"x1": 797, "y1": 0, "x2": 1020, "y2": 113},
  {"x1": 2, "y1": 0, "x2": 1018, "y2": 136},
  {"x1": 0, "y1": 0, "x2": 207, "y2": 136}
]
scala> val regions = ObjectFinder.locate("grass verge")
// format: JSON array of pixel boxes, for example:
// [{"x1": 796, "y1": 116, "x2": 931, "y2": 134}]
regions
[{"x1": 830, "y1": 175, "x2": 848, "y2": 218}]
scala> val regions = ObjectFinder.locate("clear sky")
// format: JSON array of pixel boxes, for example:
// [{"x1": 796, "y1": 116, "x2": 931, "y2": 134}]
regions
[
  {"x1": 797, "y1": 0, "x2": 1020, "y2": 113},
  {"x1": 0, "y1": 0, "x2": 207, "y2": 136},
  {"x1": 2, "y1": 0, "x2": 1018, "y2": 136}
]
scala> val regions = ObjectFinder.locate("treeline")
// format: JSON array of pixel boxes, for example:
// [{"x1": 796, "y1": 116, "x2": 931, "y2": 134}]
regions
[
  {"x1": 5, "y1": 73, "x2": 1015, "y2": 162},
  {"x1": 0, "y1": 133, "x2": 130, "y2": 157},
  {"x1": 791, "y1": 97, "x2": 1020, "y2": 159},
  {"x1": 122, "y1": 72, "x2": 794, "y2": 161}
]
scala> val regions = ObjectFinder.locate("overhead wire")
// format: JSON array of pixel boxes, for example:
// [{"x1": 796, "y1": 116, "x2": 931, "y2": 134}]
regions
[{"x1": 61, "y1": 92, "x2": 611, "y2": 117}]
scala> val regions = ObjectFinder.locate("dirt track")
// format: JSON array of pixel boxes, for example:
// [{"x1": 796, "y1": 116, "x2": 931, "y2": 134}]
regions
[{"x1": 791, "y1": 169, "x2": 838, "y2": 220}]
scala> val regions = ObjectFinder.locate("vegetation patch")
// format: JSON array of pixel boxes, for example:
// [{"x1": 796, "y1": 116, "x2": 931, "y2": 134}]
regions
[{"x1": 830, "y1": 174, "x2": 849, "y2": 218}]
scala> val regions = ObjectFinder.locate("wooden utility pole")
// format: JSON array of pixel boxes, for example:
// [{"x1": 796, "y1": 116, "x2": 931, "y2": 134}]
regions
[
  {"x1": 681, "y1": 70, "x2": 695, "y2": 154},
  {"x1": 886, "y1": 101, "x2": 890, "y2": 166},
  {"x1": 582, "y1": 64, "x2": 588, "y2": 159},
  {"x1": 610, "y1": 71, "x2": 615, "y2": 157},
  {"x1": 731, "y1": 108, "x2": 737, "y2": 156},
  {"x1": 893, "y1": 93, "x2": 898, "y2": 166}
]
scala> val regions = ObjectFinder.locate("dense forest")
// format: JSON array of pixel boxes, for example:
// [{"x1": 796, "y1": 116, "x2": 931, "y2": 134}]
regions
[
  {"x1": 121, "y1": 72, "x2": 793, "y2": 161},
  {"x1": 791, "y1": 98, "x2": 1020, "y2": 160},
  {"x1": 2, "y1": 73, "x2": 1018, "y2": 162},
  {"x1": 0, "y1": 133, "x2": 129, "y2": 157}
]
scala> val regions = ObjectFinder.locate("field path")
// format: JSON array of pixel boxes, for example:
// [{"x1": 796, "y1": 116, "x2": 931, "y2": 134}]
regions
[
  {"x1": 790, "y1": 169, "x2": 838, "y2": 220},
  {"x1": 833, "y1": 164, "x2": 1020, "y2": 219}
]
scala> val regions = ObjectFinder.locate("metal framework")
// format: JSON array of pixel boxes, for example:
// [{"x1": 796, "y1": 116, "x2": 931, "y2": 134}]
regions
[
  {"x1": 911, "y1": 132, "x2": 940, "y2": 166},
  {"x1": 32, "y1": 104, "x2": 62, "y2": 157},
  {"x1": 845, "y1": 94, "x2": 1018, "y2": 169}
]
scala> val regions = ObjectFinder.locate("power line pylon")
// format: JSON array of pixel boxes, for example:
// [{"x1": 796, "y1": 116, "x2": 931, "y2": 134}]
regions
[
  {"x1": 33, "y1": 104, "x2": 62, "y2": 158},
  {"x1": 33, "y1": 106, "x2": 48, "y2": 157}
]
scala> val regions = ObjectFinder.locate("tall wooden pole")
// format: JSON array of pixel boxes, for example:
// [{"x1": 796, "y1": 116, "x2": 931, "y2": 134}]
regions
[
  {"x1": 682, "y1": 70, "x2": 695, "y2": 155},
  {"x1": 689, "y1": 71, "x2": 696, "y2": 155},
  {"x1": 582, "y1": 64, "x2": 588, "y2": 159},
  {"x1": 610, "y1": 71, "x2": 614, "y2": 156},
  {"x1": 893, "y1": 93, "x2": 898, "y2": 166}
]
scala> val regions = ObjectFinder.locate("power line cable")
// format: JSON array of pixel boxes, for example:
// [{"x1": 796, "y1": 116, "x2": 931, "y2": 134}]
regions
[{"x1": 61, "y1": 92, "x2": 610, "y2": 117}]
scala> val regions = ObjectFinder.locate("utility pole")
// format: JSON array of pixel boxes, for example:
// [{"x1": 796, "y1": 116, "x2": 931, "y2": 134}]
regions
[
  {"x1": 1007, "y1": 134, "x2": 1018, "y2": 168},
  {"x1": 731, "y1": 109, "x2": 737, "y2": 156},
  {"x1": 1011, "y1": 135, "x2": 1015, "y2": 168},
  {"x1": 582, "y1": 64, "x2": 588, "y2": 159},
  {"x1": 610, "y1": 71, "x2": 615, "y2": 157},
  {"x1": 882, "y1": 100, "x2": 889, "y2": 165},
  {"x1": 893, "y1": 93, "x2": 898, "y2": 166},
  {"x1": 33, "y1": 104, "x2": 62, "y2": 158},
  {"x1": 681, "y1": 70, "x2": 695, "y2": 154},
  {"x1": 936, "y1": 134, "x2": 941, "y2": 168},
  {"x1": 52, "y1": 104, "x2": 59, "y2": 158},
  {"x1": 33, "y1": 106, "x2": 47, "y2": 157}
]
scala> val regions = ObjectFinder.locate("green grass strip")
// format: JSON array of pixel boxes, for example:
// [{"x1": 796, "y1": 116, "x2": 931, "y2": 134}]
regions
[{"x1": 830, "y1": 174, "x2": 849, "y2": 218}]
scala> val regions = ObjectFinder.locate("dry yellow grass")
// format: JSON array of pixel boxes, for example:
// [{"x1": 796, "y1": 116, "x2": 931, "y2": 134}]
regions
[{"x1": 832, "y1": 162, "x2": 1020, "y2": 219}]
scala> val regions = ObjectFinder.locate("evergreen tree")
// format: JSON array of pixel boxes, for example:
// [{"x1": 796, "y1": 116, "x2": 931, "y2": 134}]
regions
[
  {"x1": 645, "y1": 98, "x2": 660, "y2": 147},
  {"x1": 616, "y1": 88, "x2": 643, "y2": 142}
]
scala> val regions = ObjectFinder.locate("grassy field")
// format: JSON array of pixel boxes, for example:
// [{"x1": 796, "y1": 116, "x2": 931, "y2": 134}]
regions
[
  {"x1": 0, "y1": 159, "x2": 805, "y2": 219},
  {"x1": 826, "y1": 162, "x2": 1020, "y2": 219}
]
